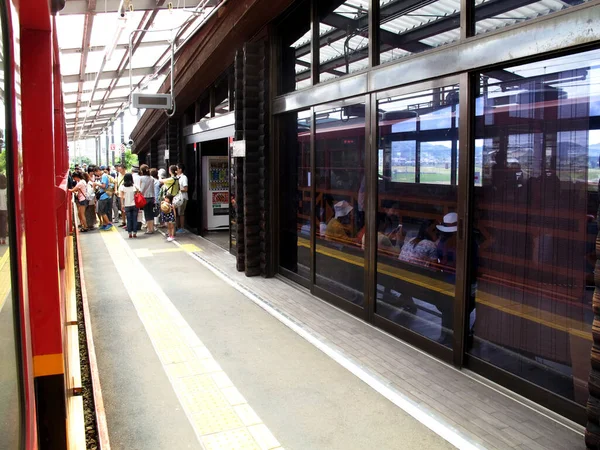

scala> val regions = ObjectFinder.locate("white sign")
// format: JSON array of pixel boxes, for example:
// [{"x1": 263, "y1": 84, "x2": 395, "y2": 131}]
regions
[
  {"x1": 232, "y1": 140, "x2": 246, "y2": 157},
  {"x1": 164, "y1": 149, "x2": 170, "y2": 160}
]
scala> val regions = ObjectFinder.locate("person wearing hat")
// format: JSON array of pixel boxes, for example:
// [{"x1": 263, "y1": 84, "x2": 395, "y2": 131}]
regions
[
  {"x1": 436, "y1": 212, "x2": 458, "y2": 268},
  {"x1": 435, "y1": 212, "x2": 460, "y2": 346},
  {"x1": 325, "y1": 200, "x2": 354, "y2": 241}
]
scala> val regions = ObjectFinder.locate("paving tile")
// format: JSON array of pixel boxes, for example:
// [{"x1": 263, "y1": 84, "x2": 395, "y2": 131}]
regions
[{"x1": 185, "y1": 234, "x2": 586, "y2": 450}]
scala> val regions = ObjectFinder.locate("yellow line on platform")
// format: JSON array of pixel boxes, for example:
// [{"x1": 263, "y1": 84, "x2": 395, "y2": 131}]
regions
[
  {"x1": 100, "y1": 228, "x2": 282, "y2": 450},
  {"x1": 298, "y1": 237, "x2": 592, "y2": 341},
  {"x1": 133, "y1": 244, "x2": 201, "y2": 258}
]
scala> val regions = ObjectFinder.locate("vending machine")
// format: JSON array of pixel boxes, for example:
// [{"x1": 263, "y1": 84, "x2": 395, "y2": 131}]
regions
[{"x1": 202, "y1": 156, "x2": 230, "y2": 231}]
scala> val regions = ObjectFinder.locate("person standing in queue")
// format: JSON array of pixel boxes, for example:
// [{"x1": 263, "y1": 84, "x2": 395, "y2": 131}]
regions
[
  {"x1": 176, "y1": 163, "x2": 188, "y2": 233},
  {"x1": 115, "y1": 164, "x2": 127, "y2": 227},
  {"x1": 69, "y1": 171, "x2": 89, "y2": 232},
  {"x1": 119, "y1": 173, "x2": 138, "y2": 239},
  {"x1": 159, "y1": 165, "x2": 180, "y2": 198},
  {"x1": 93, "y1": 166, "x2": 113, "y2": 230},
  {"x1": 161, "y1": 194, "x2": 177, "y2": 242},
  {"x1": 139, "y1": 164, "x2": 155, "y2": 234}
]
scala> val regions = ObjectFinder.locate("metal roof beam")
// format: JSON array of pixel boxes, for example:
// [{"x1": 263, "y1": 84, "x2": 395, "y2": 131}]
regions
[
  {"x1": 60, "y1": 40, "x2": 171, "y2": 54},
  {"x1": 89, "y1": 8, "x2": 160, "y2": 130},
  {"x1": 64, "y1": 96, "x2": 129, "y2": 109},
  {"x1": 296, "y1": 0, "x2": 541, "y2": 82},
  {"x1": 296, "y1": 0, "x2": 430, "y2": 58},
  {"x1": 61, "y1": 0, "x2": 220, "y2": 15},
  {"x1": 62, "y1": 66, "x2": 156, "y2": 83}
]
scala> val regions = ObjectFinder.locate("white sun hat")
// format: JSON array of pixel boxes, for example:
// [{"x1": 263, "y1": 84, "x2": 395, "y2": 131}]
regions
[
  {"x1": 437, "y1": 212, "x2": 458, "y2": 233},
  {"x1": 334, "y1": 200, "x2": 353, "y2": 218}
]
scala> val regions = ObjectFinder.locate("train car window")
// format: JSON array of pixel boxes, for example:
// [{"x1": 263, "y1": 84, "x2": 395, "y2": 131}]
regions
[
  {"x1": 314, "y1": 101, "x2": 366, "y2": 306},
  {"x1": 375, "y1": 85, "x2": 459, "y2": 348},
  {"x1": 0, "y1": 4, "x2": 22, "y2": 447},
  {"x1": 279, "y1": 110, "x2": 311, "y2": 284},
  {"x1": 467, "y1": 48, "x2": 600, "y2": 406}
]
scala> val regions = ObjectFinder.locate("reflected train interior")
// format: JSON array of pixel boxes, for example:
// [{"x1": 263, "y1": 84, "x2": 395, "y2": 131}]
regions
[{"x1": 280, "y1": 50, "x2": 600, "y2": 410}]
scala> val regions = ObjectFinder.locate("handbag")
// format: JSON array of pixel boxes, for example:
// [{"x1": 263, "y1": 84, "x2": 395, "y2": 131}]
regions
[
  {"x1": 172, "y1": 192, "x2": 184, "y2": 208},
  {"x1": 134, "y1": 190, "x2": 147, "y2": 209}
]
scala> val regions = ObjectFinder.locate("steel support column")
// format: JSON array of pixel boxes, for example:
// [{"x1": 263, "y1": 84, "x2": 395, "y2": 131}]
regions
[
  {"x1": 310, "y1": 0, "x2": 320, "y2": 85},
  {"x1": 454, "y1": 72, "x2": 475, "y2": 367},
  {"x1": 368, "y1": 0, "x2": 380, "y2": 67}
]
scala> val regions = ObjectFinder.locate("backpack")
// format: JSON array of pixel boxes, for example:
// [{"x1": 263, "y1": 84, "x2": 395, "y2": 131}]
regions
[{"x1": 105, "y1": 176, "x2": 116, "y2": 197}]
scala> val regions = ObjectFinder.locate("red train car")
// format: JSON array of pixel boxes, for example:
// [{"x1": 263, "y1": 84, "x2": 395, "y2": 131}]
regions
[{"x1": 1, "y1": 0, "x2": 82, "y2": 448}]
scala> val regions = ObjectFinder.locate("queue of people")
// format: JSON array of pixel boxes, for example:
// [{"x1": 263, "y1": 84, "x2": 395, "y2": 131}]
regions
[{"x1": 69, "y1": 162, "x2": 189, "y2": 242}]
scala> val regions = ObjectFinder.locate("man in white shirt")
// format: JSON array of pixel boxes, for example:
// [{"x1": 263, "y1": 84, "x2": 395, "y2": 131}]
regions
[
  {"x1": 115, "y1": 164, "x2": 127, "y2": 227},
  {"x1": 176, "y1": 163, "x2": 189, "y2": 233}
]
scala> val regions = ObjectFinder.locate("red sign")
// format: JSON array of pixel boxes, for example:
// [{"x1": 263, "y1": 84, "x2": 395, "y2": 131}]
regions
[
  {"x1": 110, "y1": 143, "x2": 116, "y2": 151},
  {"x1": 212, "y1": 192, "x2": 229, "y2": 207}
]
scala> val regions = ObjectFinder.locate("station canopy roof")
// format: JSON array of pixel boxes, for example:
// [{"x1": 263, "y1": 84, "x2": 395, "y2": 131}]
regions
[{"x1": 57, "y1": 0, "x2": 222, "y2": 142}]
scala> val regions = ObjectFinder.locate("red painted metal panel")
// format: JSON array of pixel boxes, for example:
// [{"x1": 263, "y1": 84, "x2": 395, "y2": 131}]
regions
[
  {"x1": 20, "y1": 27, "x2": 63, "y2": 359},
  {"x1": 6, "y1": 1, "x2": 38, "y2": 447}
]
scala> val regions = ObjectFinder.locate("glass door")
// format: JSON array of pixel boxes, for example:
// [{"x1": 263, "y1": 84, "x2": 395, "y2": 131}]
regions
[
  {"x1": 374, "y1": 81, "x2": 460, "y2": 354},
  {"x1": 313, "y1": 100, "x2": 367, "y2": 310},
  {"x1": 279, "y1": 110, "x2": 312, "y2": 288}
]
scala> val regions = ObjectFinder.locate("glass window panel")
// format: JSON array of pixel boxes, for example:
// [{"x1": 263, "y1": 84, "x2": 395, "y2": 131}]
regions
[
  {"x1": 376, "y1": 84, "x2": 459, "y2": 347},
  {"x1": 468, "y1": 48, "x2": 600, "y2": 406},
  {"x1": 0, "y1": 7, "x2": 20, "y2": 447},
  {"x1": 315, "y1": 1, "x2": 370, "y2": 83},
  {"x1": 475, "y1": 0, "x2": 591, "y2": 36},
  {"x1": 379, "y1": 0, "x2": 461, "y2": 65},
  {"x1": 315, "y1": 102, "x2": 366, "y2": 306},
  {"x1": 278, "y1": 0, "x2": 311, "y2": 93},
  {"x1": 279, "y1": 110, "x2": 311, "y2": 282}
]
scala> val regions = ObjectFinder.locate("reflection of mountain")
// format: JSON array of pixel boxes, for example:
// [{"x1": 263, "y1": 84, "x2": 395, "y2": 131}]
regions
[
  {"x1": 390, "y1": 141, "x2": 486, "y2": 163},
  {"x1": 390, "y1": 141, "x2": 598, "y2": 163}
]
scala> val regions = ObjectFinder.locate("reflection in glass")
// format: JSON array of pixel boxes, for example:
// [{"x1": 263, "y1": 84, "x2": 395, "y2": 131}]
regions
[
  {"x1": 379, "y1": 0, "x2": 460, "y2": 64},
  {"x1": 279, "y1": 0, "x2": 311, "y2": 92},
  {"x1": 474, "y1": 0, "x2": 589, "y2": 36},
  {"x1": 376, "y1": 85, "x2": 459, "y2": 347},
  {"x1": 314, "y1": 1, "x2": 370, "y2": 84},
  {"x1": 469, "y1": 49, "x2": 600, "y2": 406},
  {"x1": 279, "y1": 111, "x2": 311, "y2": 282},
  {"x1": 0, "y1": 8, "x2": 19, "y2": 446},
  {"x1": 315, "y1": 102, "x2": 365, "y2": 306}
]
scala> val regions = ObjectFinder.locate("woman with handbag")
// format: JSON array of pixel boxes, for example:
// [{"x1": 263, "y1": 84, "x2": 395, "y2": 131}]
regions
[
  {"x1": 119, "y1": 173, "x2": 139, "y2": 238},
  {"x1": 139, "y1": 164, "x2": 156, "y2": 234}
]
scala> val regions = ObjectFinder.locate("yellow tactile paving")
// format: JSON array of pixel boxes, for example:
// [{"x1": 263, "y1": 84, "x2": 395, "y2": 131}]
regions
[
  {"x1": 99, "y1": 228, "x2": 281, "y2": 449},
  {"x1": 202, "y1": 428, "x2": 261, "y2": 450},
  {"x1": 133, "y1": 244, "x2": 201, "y2": 258}
]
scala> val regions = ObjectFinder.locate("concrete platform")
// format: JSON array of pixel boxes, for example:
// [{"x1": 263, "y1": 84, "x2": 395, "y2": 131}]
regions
[{"x1": 80, "y1": 227, "x2": 454, "y2": 449}]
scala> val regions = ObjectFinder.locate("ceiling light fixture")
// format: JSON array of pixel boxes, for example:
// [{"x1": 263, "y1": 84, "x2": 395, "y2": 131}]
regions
[{"x1": 106, "y1": 16, "x2": 128, "y2": 62}]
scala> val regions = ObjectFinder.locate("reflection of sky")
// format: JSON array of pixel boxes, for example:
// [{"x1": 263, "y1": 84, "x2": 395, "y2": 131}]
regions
[{"x1": 480, "y1": 49, "x2": 600, "y2": 144}]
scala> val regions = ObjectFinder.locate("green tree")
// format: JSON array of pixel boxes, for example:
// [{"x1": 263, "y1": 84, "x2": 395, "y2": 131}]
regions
[{"x1": 114, "y1": 150, "x2": 139, "y2": 171}]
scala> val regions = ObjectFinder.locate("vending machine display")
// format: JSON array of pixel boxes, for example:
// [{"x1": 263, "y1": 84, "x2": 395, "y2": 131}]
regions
[{"x1": 202, "y1": 156, "x2": 230, "y2": 230}]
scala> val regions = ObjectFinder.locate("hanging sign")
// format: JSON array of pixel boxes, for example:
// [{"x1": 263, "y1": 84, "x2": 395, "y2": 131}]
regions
[
  {"x1": 164, "y1": 149, "x2": 170, "y2": 160},
  {"x1": 232, "y1": 140, "x2": 246, "y2": 157}
]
